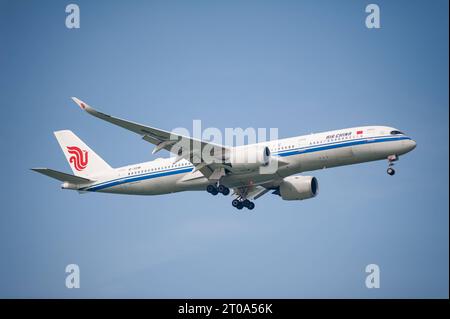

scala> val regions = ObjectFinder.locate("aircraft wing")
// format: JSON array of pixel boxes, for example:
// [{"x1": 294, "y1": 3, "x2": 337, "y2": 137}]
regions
[
  {"x1": 232, "y1": 184, "x2": 272, "y2": 201},
  {"x1": 247, "y1": 186, "x2": 271, "y2": 200},
  {"x1": 71, "y1": 97, "x2": 229, "y2": 179}
]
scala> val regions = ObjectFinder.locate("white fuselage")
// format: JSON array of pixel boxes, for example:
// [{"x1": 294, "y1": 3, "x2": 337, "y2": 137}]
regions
[{"x1": 76, "y1": 126, "x2": 416, "y2": 195}]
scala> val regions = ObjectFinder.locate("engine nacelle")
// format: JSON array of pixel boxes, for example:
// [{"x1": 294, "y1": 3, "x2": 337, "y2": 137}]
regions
[
  {"x1": 279, "y1": 176, "x2": 319, "y2": 200},
  {"x1": 229, "y1": 145, "x2": 271, "y2": 171}
]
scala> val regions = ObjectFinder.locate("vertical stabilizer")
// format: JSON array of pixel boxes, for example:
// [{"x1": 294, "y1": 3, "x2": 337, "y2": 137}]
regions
[{"x1": 54, "y1": 130, "x2": 112, "y2": 177}]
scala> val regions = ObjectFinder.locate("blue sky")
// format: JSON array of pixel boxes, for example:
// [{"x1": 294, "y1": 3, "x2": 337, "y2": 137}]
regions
[{"x1": 0, "y1": 0, "x2": 448, "y2": 298}]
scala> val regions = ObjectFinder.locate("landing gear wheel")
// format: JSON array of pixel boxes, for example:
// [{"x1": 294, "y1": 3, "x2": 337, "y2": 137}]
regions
[
  {"x1": 387, "y1": 167, "x2": 395, "y2": 176},
  {"x1": 236, "y1": 202, "x2": 244, "y2": 210},
  {"x1": 243, "y1": 199, "x2": 251, "y2": 208},
  {"x1": 218, "y1": 185, "x2": 230, "y2": 196},
  {"x1": 206, "y1": 184, "x2": 218, "y2": 195},
  {"x1": 247, "y1": 202, "x2": 255, "y2": 210},
  {"x1": 232, "y1": 199, "x2": 240, "y2": 207}
]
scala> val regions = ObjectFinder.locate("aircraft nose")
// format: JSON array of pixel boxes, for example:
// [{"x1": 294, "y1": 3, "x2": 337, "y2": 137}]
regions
[{"x1": 406, "y1": 139, "x2": 417, "y2": 151}]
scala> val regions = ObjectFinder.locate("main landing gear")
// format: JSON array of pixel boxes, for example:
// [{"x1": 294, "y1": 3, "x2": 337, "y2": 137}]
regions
[
  {"x1": 387, "y1": 154, "x2": 398, "y2": 176},
  {"x1": 206, "y1": 184, "x2": 230, "y2": 196},
  {"x1": 206, "y1": 184, "x2": 255, "y2": 210},
  {"x1": 232, "y1": 198, "x2": 255, "y2": 210}
]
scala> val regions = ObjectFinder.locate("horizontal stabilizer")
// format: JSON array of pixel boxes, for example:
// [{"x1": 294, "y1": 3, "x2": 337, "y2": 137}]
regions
[{"x1": 31, "y1": 168, "x2": 93, "y2": 184}]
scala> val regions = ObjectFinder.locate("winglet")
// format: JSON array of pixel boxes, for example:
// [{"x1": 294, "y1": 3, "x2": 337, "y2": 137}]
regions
[
  {"x1": 71, "y1": 97, "x2": 88, "y2": 110},
  {"x1": 71, "y1": 97, "x2": 102, "y2": 117}
]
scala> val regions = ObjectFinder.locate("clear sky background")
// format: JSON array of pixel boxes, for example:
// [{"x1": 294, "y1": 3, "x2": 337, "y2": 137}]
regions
[{"x1": 0, "y1": 0, "x2": 448, "y2": 298}]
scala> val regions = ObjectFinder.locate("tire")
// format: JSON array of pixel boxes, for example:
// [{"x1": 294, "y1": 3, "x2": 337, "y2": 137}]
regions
[
  {"x1": 237, "y1": 202, "x2": 244, "y2": 210},
  {"x1": 232, "y1": 199, "x2": 239, "y2": 207},
  {"x1": 387, "y1": 168, "x2": 395, "y2": 176},
  {"x1": 206, "y1": 185, "x2": 215, "y2": 193},
  {"x1": 243, "y1": 199, "x2": 251, "y2": 208},
  {"x1": 247, "y1": 202, "x2": 255, "y2": 210},
  {"x1": 222, "y1": 187, "x2": 230, "y2": 196},
  {"x1": 218, "y1": 185, "x2": 226, "y2": 193}
]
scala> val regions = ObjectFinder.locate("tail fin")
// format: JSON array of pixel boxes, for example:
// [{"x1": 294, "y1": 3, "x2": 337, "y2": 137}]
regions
[{"x1": 54, "y1": 130, "x2": 112, "y2": 178}]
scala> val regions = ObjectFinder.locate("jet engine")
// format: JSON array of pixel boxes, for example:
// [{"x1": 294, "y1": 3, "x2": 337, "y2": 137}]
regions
[
  {"x1": 228, "y1": 145, "x2": 271, "y2": 172},
  {"x1": 277, "y1": 175, "x2": 319, "y2": 200}
]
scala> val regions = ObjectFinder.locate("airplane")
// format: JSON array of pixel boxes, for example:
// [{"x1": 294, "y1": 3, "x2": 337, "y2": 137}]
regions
[{"x1": 32, "y1": 97, "x2": 417, "y2": 210}]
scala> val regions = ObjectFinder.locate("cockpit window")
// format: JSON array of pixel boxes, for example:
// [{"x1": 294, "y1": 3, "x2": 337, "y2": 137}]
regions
[{"x1": 390, "y1": 130, "x2": 404, "y2": 135}]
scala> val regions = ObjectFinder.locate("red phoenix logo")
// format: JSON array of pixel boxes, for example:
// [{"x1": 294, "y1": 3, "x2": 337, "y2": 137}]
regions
[{"x1": 67, "y1": 146, "x2": 88, "y2": 171}]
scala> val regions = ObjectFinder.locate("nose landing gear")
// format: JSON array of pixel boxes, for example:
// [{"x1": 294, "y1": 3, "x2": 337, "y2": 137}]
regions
[{"x1": 387, "y1": 155, "x2": 398, "y2": 176}]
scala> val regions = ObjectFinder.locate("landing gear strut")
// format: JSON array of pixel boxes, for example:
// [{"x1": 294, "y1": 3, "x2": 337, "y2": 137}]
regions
[{"x1": 387, "y1": 155, "x2": 398, "y2": 176}]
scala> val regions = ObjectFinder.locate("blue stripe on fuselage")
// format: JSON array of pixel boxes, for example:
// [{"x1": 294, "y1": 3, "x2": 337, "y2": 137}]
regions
[
  {"x1": 84, "y1": 165, "x2": 193, "y2": 189},
  {"x1": 84, "y1": 167, "x2": 194, "y2": 192},
  {"x1": 277, "y1": 136, "x2": 410, "y2": 157},
  {"x1": 84, "y1": 135, "x2": 410, "y2": 192}
]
